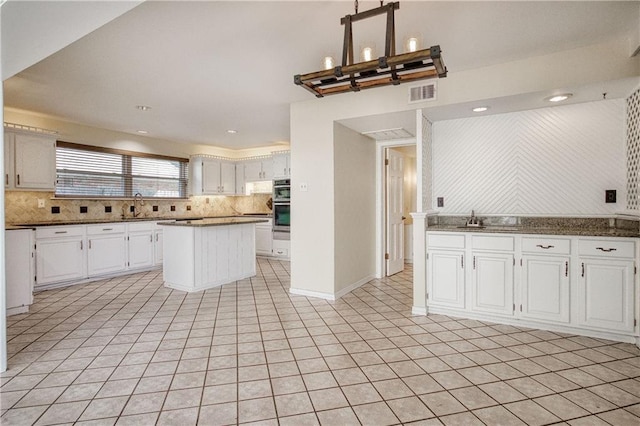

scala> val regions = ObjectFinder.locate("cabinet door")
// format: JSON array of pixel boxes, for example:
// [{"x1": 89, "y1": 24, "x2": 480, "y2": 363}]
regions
[
  {"x1": 6, "y1": 230, "x2": 34, "y2": 311},
  {"x1": 220, "y1": 161, "x2": 236, "y2": 194},
  {"x1": 256, "y1": 225, "x2": 273, "y2": 256},
  {"x1": 235, "y1": 163, "x2": 245, "y2": 195},
  {"x1": 201, "y1": 159, "x2": 221, "y2": 193},
  {"x1": 273, "y1": 154, "x2": 289, "y2": 178},
  {"x1": 261, "y1": 158, "x2": 274, "y2": 180},
  {"x1": 521, "y1": 255, "x2": 570, "y2": 323},
  {"x1": 128, "y1": 232, "x2": 155, "y2": 269},
  {"x1": 154, "y1": 230, "x2": 164, "y2": 265},
  {"x1": 428, "y1": 250, "x2": 465, "y2": 309},
  {"x1": 4, "y1": 132, "x2": 15, "y2": 188},
  {"x1": 577, "y1": 258, "x2": 635, "y2": 333},
  {"x1": 471, "y1": 252, "x2": 514, "y2": 316},
  {"x1": 87, "y1": 235, "x2": 127, "y2": 276},
  {"x1": 244, "y1": 160, "x2": 263, "y2": 182},
  {"x1": 14, "y1": 133, "x2": 56, "y2": 190},
  {"x1": 36, "y1": 238, "x2": 86, "y2": 286}
]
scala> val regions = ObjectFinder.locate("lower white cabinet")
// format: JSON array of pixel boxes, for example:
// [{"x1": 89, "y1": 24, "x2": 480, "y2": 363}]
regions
[
  {"x1": 6, "y1": 229, "x2": 35, "y2": 315},
  {"x1": 127, "y1": 223, "x2": 155, "y2": 270},
  {"x1": 428, "y1": 250, "x2": 465, "y2": 309},
  {"x1": 521, "y1": 255, "x2": 570, "y2": 323},
  {"x1": 255, "y1": 219, "x2": 273, "y2": 256},
  {"x1": 35, "y1": 226, "x2": 86, "y2": 288},
  {"x1": 426, "y1": 231, "x2": 638, "y2": 343},
  {"x1": 87, "y1": 225, "x2": 126, "y2": 277},
  {"x1": 154, "y1": 229, "x2": 164, "y2": 265},
  {"x1": 471, "y1": 252, "x2": 514, "y2": 316}
]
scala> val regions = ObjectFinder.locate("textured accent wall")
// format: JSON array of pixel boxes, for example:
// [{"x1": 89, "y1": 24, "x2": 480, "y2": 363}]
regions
[
  {"x1": 432, "y1": 100, "x2": 625, "y2": 215},
  {"x1": 627, "y1": 88, "x2": 640, "y2": 210},
  {"x1": 422, "y1": 115, "x2": 433, "y2": 212}
]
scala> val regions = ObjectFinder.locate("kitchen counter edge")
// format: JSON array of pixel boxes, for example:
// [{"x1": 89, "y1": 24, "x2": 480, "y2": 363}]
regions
[{"x1": 426, "y1": 225, "x2": 639, "y2": 238}]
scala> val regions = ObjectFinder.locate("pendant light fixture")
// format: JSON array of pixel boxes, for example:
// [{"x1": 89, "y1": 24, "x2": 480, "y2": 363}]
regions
[{"x1": 294, "y1": 1, "x2": 447, "y2": 98}]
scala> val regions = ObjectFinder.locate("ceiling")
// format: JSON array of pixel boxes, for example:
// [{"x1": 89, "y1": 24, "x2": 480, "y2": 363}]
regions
[{"x1": 4, "y1": 1, "x2": 639, "y2": 149}]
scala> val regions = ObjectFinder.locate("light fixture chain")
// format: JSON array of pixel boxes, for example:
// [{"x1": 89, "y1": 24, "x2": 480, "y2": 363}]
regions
[{"x1": 354, "y1": 0, "x2": 358, "y2": 14}]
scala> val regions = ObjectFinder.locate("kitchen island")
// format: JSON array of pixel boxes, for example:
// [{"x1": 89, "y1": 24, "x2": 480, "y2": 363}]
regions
[{"x1": 159, "y1": 217, "x2": 268, "y2": 292}]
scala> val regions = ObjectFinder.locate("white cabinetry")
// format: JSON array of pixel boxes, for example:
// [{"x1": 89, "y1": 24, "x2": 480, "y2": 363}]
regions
[
  {"x1": 520, "y1": 237, "x2": 570, "y2": 324},
  {"x1": 243, "y1": 159, "x2": 273, "y2": 182},
  {"x1": 273, "y1": 152, "x2": 290, "y2": 178},
  {"x1": 127, "y1": 222, "x2": 155, "y2": 270},
  {"x1": 5, "y1": 130, "x2": 57, "y2": 190},
  {"x1": 427, "y1": 233, "x2": 465, "y2": 309},
  {"x1": 255, "y1": 219, "x2": 273, "y2": 256},
  {"x1": 154, "y1": 226, "x2": 164, "y2": 266},
  {"x1": 35, "y1": 226, "x2": 86, "y2": 288},
  {"x1": 87, "y1": 224, "x2": 126, "y2": 277},
  {"x1": 190, "y1": 157, "x2": 236, "y2": 195},
  {"x1": 577, "y1": 239, "x2": 636, "y2": 334},
  {"x1": 6, "y1": 229, "x2": 35, "y2": 315},
  {"x1": 470, "y1": 235, "x2": 515, "y2": 317}
]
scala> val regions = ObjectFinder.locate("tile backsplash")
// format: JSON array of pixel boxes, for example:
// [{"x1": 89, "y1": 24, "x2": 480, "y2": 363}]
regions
[{"x1": 5, "y1": 191, "x2": 272, "y2": 224}]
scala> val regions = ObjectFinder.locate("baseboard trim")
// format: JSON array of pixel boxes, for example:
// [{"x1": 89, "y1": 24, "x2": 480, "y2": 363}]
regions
[
  {"x1": 412, "y1": 306, "x2": 427, "y2": 316},
  {"x1": 289, "y1": 274, "x2": 375, "y2": 301}
]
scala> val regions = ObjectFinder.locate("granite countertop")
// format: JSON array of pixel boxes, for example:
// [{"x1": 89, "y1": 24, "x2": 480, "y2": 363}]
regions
[
  {"x1": 158, "y1": 217, "x2": 269, "y2": 227},
  {"x1": 426, "y1": 225, "x2": 640, "y2": 238},
  {"x1": 7, "y1": 213, "x2": 272, "y2": 229}
]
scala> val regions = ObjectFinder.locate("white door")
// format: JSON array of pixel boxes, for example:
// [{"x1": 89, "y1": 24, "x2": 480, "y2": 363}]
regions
[
  {"x1": 202, "y1": 159, "x2": 221, "y2": 193},
  {"x1": 386, "y1": 149, "x2": 405, "y2": 275}
]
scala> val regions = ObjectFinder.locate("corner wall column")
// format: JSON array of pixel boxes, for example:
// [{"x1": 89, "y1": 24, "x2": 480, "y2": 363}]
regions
[{"x1": 411, "y1": 212, "x2": 427, "y2": 315}]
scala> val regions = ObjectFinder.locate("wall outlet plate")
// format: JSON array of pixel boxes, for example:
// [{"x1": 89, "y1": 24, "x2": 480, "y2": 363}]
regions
[
  {"x1": 605, "y1": 190, "x2": 616, "y2": 203},
  {"x1": 437, "y1": 197, "x2": 444, "y2": 207},
  {"x1": 37, "y1": 199, "x2": 45, "y2": 208}
]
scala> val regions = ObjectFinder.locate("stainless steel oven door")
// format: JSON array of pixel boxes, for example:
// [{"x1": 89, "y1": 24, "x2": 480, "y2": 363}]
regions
[{"x1": 273, "y1": 203, "x2": 290, "y2": 232}]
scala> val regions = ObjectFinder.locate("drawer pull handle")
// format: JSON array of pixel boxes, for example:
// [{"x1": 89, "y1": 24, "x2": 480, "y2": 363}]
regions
[
  {"x1": 103, "y1": 228, "x2": 113, "y2": 231},
  {"x1": 596, "y1": 247, "x2": 617, "y2": 252},
  {"x1": 536, "y1": 244, "x2": 554, "y2": 249},
  {"x1": 54, "y1": 231, "x2": 68, "y2": 234}
]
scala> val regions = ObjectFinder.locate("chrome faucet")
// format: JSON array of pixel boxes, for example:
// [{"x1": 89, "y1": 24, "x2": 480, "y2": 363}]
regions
[
  {"x1": 466, "y1": 210, "x2": 481, "y2": 227},
  {"x1": 133, "y1": 192, "x2": 145, "y2": 217}
]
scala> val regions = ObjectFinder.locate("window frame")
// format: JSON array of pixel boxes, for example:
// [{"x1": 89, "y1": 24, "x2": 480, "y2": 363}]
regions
[{"x1": 55, "y1": 141, "x2": 189, "y2": 200}]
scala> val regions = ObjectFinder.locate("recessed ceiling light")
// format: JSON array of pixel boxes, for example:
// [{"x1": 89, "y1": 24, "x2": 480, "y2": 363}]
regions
[
  {"x1": 546, "y1": 93, "x2": 573, "y2": 103},
  {"x1": 136, "y1": 130, "x2": 148, "y2": 134},
  {"x1": 136, "y1": 105, "x2": 152, "y2": 111},
  {"x1": 227, "y1": 129, "x2": 238, "y2": 134},
  {"x1": 472, "y1": 106, "x2": 489, "y2": 112}
]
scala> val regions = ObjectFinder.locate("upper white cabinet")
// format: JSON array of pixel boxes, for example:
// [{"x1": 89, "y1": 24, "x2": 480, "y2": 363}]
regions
[
  {"x1": 190, "y1": 157, "x2": 236, "y2": 195},
  {"x1": 5, "y1": 130, "x2": 57, "y2": 190},
  {"x1": 273, "y1": 152, "x2": 290, "y2": 178},
  {"x1": 243, "y1": 158, "x2": 273, "y2": 182},
  {"x1": 577, "y1": 238, "x2": 636, "y2": 334},
  {"x1": 520, "y1": 237, "x2": 571, "y2": 324},
  {"x1": 6, "y1": 229, "x2": 35, "y2": 316}
]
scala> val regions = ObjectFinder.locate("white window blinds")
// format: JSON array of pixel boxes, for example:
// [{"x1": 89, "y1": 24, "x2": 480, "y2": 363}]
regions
[{"x1": 55, "y1": 142, "x2": 188, "y2": 198}]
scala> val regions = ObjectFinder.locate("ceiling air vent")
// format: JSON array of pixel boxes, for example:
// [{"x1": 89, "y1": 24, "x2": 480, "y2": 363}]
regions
[{"x1": 408, "y1": 82, "x2": 437, "y2": 104}]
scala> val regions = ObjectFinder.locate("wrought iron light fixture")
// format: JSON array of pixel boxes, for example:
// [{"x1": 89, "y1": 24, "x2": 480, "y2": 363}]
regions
[{"x1": 294, "y1": 1, "x2": 447, "y2": 98}]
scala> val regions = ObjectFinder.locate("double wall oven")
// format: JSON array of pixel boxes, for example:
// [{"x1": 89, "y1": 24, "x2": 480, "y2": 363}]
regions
[{"x1": 273, "y1": 178, "x2": 290, "y2": 240}]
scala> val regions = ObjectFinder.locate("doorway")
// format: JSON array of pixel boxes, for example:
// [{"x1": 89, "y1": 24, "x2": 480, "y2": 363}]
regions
[{"x1": 377, "y1": 141, "x2": 417, "y2": 277}]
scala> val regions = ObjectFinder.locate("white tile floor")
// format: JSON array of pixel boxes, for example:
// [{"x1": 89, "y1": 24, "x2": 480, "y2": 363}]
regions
[{"x1": 1, "y1": 259, "x2": 640, "y2": 425}]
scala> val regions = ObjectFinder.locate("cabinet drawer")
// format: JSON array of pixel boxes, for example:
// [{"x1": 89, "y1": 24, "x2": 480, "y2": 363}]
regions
[
  {"x1": 87, "y1": 224, "x2": 126, "y2": 235},
  {"x1": 427, "y1": 233, "x2": 465, "y2": 249},
  {"x1": 578, "y1": 239, "x2": 635, "y2": 259},
  {"x1": 522, "y1": 237, "x2": 571, "y2": 255},
  {"x1": 127, "y1": 222, "x2": 154, "y2": 232},
  {"x1": 273, "y1": 247, "x2": 289, "y2": 257},
  {"x1": 36, "y1": 225, "x2": 85, "y2": 239},
  {"x1": 471, "y1": 235, "x2": 514, "y2": 251}
]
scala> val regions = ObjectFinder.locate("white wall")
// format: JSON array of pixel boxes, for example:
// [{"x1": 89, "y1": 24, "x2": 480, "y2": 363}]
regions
[
  {"x1": 432, "y1": 99, "x2": 626, "y2": 216},
  {"x1": 334, "y1": 123, "x2": 376, "y2": 293}
]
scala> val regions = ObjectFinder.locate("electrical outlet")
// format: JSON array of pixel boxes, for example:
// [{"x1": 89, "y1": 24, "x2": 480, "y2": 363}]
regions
[
  {"x1": 605, "y1": 190, "x2": 616, "y2": 203},
  {"x1": 437, "y1": 197, "x2": 444, "y2": 207},
  {"x1": 37, "y1": 199, "x2": 45, "y2": 208}
]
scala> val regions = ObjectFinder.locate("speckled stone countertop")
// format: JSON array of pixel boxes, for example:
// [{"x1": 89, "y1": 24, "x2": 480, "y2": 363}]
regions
[
  {"x1": 426, "y1": 216, "x2": 640, "y2": 238},
  {"x1": 7, "y1": 214, "x2": 272, "y2": 229},
  {"x1": 158, "y1": 217, "x2": 269, "y2": 227}
]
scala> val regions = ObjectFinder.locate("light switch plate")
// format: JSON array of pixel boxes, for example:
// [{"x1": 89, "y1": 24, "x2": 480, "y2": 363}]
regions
[
  {"x1": 300, "y1": 183, "x2": 308, "y2": 192},
  {"x1": 37, "y1": 199, "x2": 45, "y2": 208}
]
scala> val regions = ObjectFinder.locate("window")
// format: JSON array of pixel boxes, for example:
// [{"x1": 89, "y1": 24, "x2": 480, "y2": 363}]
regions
[{"x1": 55, "y1": 142, "x2": 188, "y2": 198}]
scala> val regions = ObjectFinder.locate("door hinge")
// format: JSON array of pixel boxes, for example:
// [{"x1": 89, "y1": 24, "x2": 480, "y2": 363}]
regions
[
  {"x1": 635, "y1": 319, "x2": 637, "y2": 327},
  {"x1": 34, "y1": 276, "x2": 37, "y2": 282},
  {"x1": 473, "y1": 256, "x2": 476, "y2": 269},
  {"x1": 426, "y1": 292, "x2": 429, "y2": 300},
  {"x1": 520, "y1": 258, "x2": 522, "y2": 267},
  {"x1": 385, "y1": 159, "x2": 389, "y2": 166},
  {"x1": 513, "y1": 257, "x2": 515, "y2": 266},
  {"x1": 426, "y1": 253, "x2": 429, "y2": 260},
  {"x1": 385, "y1": 253, "x2": 389, "y2": 260},
  {"x1": 635, "y1": 266, "x2": 637, "y2": 275}
]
